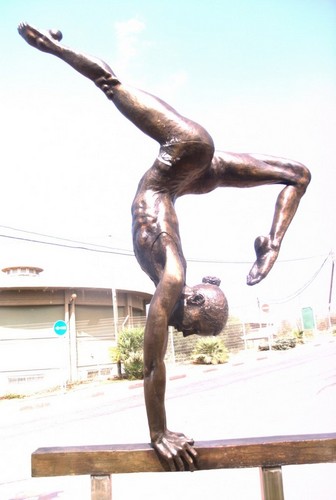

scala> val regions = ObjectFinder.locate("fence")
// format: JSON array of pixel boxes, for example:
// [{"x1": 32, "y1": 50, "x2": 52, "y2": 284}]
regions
[
  {"x1": 31, "y1": 432, "x2": 336, "y2": 500},
  {"x1": 1, "y1": 311, "x2": 335, "y2": 395}
]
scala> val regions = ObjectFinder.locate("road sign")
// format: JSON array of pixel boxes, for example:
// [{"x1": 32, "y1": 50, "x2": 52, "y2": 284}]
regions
[
  {"x1": 261, "y1": 303, "x2": 270, "y2": 313},
  {"x1": 54, "y1": 320, "x2": 68, "y2": 336},
  {"x1": 302, "y1": 307, "x2": 315, "y2": 330}
]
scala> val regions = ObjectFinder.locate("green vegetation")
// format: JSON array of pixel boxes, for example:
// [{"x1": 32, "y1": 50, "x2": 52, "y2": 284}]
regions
[
  {"x1": 259, "y1": 336, "x2": 297, "y2": 351},
  {"x1": 109, "y1": 327, "x2": 144, "y2": 380},
  {"x1": 292, "y1": 330, "x2": 304, "y2": 344},
  {"x1": 191, "y1": 337, "x2": 229, "y2": 365},
  {"x1": 0, "y1": 393, "x2": 25, "y2": 400}
]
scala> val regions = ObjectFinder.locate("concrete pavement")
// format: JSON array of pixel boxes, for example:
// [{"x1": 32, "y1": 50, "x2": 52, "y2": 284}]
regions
[
  {"x1": 1, "y1": 339, "x2": 335, "y2": 500},
  {"x1": 2, "y1": 339, "x2": 328, "y2": 413}
]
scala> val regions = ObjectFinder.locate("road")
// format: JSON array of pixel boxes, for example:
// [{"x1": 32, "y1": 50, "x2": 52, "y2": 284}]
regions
[{"x1": 0, "y1": 339, "x2": 335, "y2": 499}]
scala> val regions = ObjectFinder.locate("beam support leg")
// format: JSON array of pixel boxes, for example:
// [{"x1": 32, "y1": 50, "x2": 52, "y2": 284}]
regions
[
  {"x1": 260, "y1": 466, "x2": 285, "y2": 500},
  {"x1": 91, "y1": 474, "x2": 112, "y2": 500}
]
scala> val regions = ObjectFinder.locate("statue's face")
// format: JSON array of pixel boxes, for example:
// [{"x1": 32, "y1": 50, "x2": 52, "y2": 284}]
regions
[
  {"x1": 181, "y1": 309, "x2": 215, "y2": 337},
  {"x1": 172, "y1": 283, "x2": 228, "y2": 337}
]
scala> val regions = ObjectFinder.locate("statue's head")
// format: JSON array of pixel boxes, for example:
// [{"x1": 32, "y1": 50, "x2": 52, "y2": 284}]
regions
[{"x1": 171, "y1": 276, "x2": 229, "y2": 337}]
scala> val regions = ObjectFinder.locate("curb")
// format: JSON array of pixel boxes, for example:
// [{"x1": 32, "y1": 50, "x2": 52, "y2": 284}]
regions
[
  {"x1": 3, "y1": 344, "x2": 318, "y2": 412},
  {"x1": 2, "y1": 364, "x2": 222, "y2": 412}
]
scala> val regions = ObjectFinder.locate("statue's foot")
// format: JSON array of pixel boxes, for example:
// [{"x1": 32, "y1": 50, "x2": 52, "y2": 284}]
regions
[
  {"x1": 18, "y1": 22, "x2": 63, "y2": 53},
  {"x1": 247, "y1": 235, "x2": 279, "y2": 286}
]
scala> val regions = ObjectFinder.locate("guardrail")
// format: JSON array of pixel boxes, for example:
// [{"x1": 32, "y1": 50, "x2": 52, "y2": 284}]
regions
[{"x1": 31, "y1": 433, "x2": 336, "y2": 500}]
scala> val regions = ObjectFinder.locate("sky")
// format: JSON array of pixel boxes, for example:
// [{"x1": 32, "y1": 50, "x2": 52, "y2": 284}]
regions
[{"x1": 0, "y1": 0, "x2": 336, "y2": 321}]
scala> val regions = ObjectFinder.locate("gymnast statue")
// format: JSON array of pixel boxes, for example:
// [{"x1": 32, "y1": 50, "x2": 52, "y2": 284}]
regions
[{"x1": 19, "y1": 23, "x2": 311, "y2": 471}]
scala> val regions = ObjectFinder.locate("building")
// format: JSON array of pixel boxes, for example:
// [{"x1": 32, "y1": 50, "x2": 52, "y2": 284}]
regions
[{"x1": 0, "y1": 256, "x2": 153, "y2": 395}]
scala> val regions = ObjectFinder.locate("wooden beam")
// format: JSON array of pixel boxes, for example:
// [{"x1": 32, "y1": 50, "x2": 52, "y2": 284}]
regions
[{"x1": 32, "y1": 433, "x2": 336, "y2": 477}]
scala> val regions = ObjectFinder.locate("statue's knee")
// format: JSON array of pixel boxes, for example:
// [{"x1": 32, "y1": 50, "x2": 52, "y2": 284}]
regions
[{"x1": 297, "y1": 164, "x2": 311, "y2": 193}]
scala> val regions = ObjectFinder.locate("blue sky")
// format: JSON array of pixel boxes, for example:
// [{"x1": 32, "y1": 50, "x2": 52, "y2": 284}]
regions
[{"x1": 1, "y1": 0, "x2": 335, "y2": 318}]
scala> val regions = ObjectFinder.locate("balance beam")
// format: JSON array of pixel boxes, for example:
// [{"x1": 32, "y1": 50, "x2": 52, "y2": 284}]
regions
[{"x1": 31, "y1": 433, "x2": 336, "y2": 500}]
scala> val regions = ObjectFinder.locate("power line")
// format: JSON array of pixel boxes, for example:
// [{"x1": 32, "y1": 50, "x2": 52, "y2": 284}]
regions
[
  {"x1": 0, "y1": 224, "x2": 329, "y2": 265},
  {"x1": 269, "y1": 253, "x2": 331, "y2": 304},
  {"x1": 0, "y1": 233, "x2": 134, "y2": 256},
  {"x1": 0, "y1": 224, "x2": 133, "y2": 254}
]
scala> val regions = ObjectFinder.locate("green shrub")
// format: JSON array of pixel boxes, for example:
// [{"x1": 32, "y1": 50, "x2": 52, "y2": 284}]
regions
[
  {"x1": 123, "y1": 351, "x2": 144, "y2": 380},
  {"x1": 0, "y1": 393, "x2": 25, "y2": 400},
  {"x1": 258, "y1": 337, "x2": 296, "y2": 351},
  {"x1": 292, "y1": 330, "x2": 304, "y2": 344},
  {"x1": 272, "y1": 337, "x2": 296, "y2": 350},
  {"x1": 258, "y1": 340, "x2": 270, "y2": 351},
  {"x1": 191, "y1": 337, "x2": 229, "y2": 365},
  {"x1": 109, "y1": 327, "x2": 144, "y2": 380}
]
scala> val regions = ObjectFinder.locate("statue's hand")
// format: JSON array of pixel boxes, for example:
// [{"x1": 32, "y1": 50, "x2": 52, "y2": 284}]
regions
[{"x1": 152, "y1": 430, "x2": 198, "y2": 471}]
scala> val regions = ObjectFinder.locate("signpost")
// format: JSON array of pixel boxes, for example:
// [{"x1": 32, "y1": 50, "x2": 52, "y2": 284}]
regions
[
  {"x1": 54, "y1": 320, "x2": 68, "y2": 390},
  {"x1": 302, "y1": 307, "x2": 315, "y2": 330},
  {"x1": 261, "y1": 303, "x2": 270, "y2": 313},
  {"x1": 53, "y1": 320, "x2": 68, "y2": 336}
]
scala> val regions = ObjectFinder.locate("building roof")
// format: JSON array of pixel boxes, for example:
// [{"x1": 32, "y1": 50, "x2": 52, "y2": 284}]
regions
[{"x1": 0, "y1": 238, "x2": 154, "y2": 295}]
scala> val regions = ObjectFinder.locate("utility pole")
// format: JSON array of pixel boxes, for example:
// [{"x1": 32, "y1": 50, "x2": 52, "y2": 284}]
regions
[
  {"x1": 112, "y1": 288, "x2": 122, "y2": 377},
  {"x1": 328, "y1": 250, "x2": 335, "y2": 332}
]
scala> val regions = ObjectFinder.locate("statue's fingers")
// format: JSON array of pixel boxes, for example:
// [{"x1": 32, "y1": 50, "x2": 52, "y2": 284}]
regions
[
  {"x1": 154, "y1": 442, "x2": 177, "y2": 472},
  {"x1": 183, "y1": 444, "x2": 198, "y2": 471},
  {"x1": 173, "y1": 452, "x2": 186, "y2": 472}
]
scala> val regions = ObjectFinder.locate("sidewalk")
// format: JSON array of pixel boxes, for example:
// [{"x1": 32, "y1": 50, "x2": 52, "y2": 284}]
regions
[
  {"x1": 1, "y1": 342, "x2": 335, "y2": 500},
  {"x1": 0, "y1": 361, "x2": 226, "y2": 413},
  {"x1": 2, "y1": 341, "x2": 330, "y2": 413},
  {"x1": 0, "y1": 346, "x2": 282, "y2": 413}
]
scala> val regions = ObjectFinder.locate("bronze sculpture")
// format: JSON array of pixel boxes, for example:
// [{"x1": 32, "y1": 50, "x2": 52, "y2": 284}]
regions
[{"x1": 18, "y1": 23, "x2": 311, "y2": 472}]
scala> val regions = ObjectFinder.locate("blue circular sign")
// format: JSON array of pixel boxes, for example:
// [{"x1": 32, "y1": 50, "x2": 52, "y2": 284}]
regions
[{"x1": 54, "y1": 320, "x2": 68, "y2": 336}]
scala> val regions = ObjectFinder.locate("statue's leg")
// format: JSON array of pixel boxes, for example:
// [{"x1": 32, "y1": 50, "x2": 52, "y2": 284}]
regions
[
  {"x1": 247, "y1": 155, "x2": 311, "y2": 285},
  {"x1": 215, "y1": 152, "x2": 311, "y2": 285},
  {"x1": 18, "y1": 23, "x2": 120, "y2": 90},
  {"x1": 243, "y1": 154, "x2": 310, "y2": 285},
  {"x1": 18, "y1": 23, "x2": 63, "y2": 49},
  {"x1": 18, "y1": 23, "x2": 213, "y2": 149}
]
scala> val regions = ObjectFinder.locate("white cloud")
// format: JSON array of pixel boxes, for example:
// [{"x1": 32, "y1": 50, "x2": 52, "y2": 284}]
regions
[{"x1": 114, "y1": 18, "x2": 146, "y2": 71}]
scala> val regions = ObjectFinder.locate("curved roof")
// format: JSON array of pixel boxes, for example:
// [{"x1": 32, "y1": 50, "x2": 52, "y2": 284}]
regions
[{"x1": 0, "y1": 238, "x2": 154, "y2": 295}]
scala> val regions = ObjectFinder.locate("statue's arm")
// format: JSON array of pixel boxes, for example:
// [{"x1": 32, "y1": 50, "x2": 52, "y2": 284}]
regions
[{"x1": 143, "y1": 306, "x2": 197, "y2": 471}]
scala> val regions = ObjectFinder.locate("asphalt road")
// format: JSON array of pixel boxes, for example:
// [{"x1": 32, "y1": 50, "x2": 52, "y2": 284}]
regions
[{"x1": 0, "y1": 339, "x2": 335, "y2": 499}]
